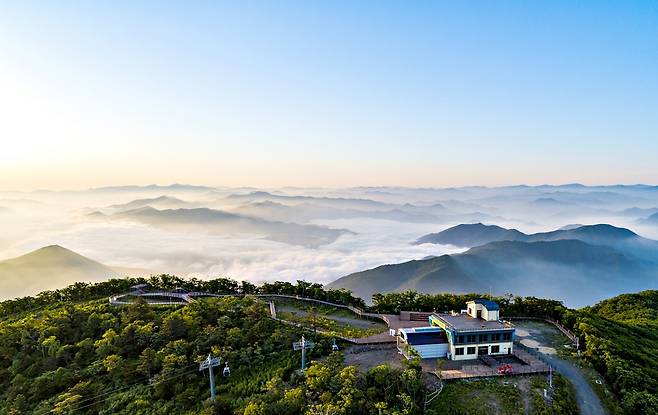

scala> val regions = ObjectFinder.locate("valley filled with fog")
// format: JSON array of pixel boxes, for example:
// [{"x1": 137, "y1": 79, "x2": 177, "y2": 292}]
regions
[{"x1": 1, "y1": 184, "x2": 658, "y2": 303}]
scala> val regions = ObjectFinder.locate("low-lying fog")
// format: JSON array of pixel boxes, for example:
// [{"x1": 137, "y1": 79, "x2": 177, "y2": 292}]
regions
[{"x1": 2, "y1": 184, "x2": 658, "y2": 287}]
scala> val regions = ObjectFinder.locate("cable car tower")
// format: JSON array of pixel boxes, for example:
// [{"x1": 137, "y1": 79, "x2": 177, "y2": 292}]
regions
[
  {"x1": 199, "y1": 354, "x2": 229, "y2": 400},
  {"x1": 292, "y1": 335, "x2": 314, "y2": 371}
]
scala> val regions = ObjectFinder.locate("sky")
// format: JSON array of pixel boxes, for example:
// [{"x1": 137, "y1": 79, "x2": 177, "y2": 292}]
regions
[{"x1": 1, "y1": 1, "x2": 657, "y2": 190}]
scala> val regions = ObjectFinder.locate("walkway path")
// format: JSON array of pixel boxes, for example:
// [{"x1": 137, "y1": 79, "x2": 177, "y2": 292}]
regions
[
  {"x1": 109, "y1": 291, "x2": 451, "y2": 348},
  {"x1": 513, "y1": 320, "x2": 605, "y2": 415},
  {"x1": 268, "y1": 300, "x2": 394, "y2": 344},
  {"x1": 540, "y1": 352, "x2": 606, "y2": 415}
]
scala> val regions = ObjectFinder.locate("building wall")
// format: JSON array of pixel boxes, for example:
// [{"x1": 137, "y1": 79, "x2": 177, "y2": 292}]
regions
[
  {"x1": 483, "y1": 308, "x2": 499, "y2": 321},
  {"x1": 399, "y1": 311, "x2": 434, "y2": 321},
  {"x1": 467, "y1": 303, "x2": 482, "y2": 318},
  {"x1": 449, "y1": 341, "x2": 513, "y2": 360},
  {"x1": 412, "y1": 343, "x2": 450, "y2": 359}
]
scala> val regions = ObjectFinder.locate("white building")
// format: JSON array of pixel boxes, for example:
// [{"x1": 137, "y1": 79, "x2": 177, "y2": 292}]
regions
[{"x1": 397, "y1": 299, "x2": 515, "y2": 360}]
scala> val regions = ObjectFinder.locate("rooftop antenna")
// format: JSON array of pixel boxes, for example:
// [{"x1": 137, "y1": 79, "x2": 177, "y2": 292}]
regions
[{"x1": 292, "y1": 335, "x2": 314, "y2": 371}]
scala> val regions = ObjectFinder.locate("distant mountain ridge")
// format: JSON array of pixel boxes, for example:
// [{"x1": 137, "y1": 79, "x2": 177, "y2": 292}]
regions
[
  {"x1": 107, "y1": 195, "x2": 192, "y2": 211},
  {"x1": 329, "y1": 223, "x2": 658, "y2": 307},
  {"x1": 416, "y1": 222, "x2": 658, "y2": 263},
  {"x1": 90, "y1": 206, "x2": 353, "y2": 248},
  {"x1": 639, "y1": 212, "x2": 658, "y2": 225},
  {"x1": 415, "y1": 223, "x2": 526, "y2": 247},
  {"x1": 0, "y1": 245, "x2": 119, "y2": 300},
  {"x1": 230, "y1": 200, "x2": 445, "y2": 224},
  {"x1": 416, "y1": 222, "x2": 647, "y2": 248}
]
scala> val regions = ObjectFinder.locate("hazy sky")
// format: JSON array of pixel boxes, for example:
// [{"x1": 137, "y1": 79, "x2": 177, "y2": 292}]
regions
[{"x1": 1, "y1": 1, "x2": 657, "y2": 190}]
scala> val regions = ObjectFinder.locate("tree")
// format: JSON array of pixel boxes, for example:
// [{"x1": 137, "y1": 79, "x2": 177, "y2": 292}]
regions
[{"x1": 103, "y1": 354, "x2": 123, "y2": 373}]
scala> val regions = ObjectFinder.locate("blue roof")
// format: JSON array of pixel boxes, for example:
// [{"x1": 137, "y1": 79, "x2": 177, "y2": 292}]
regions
[
  {"x1": 471, "y1": 299, "x2": 500, "y2": 310},
  {"x1": 406, "y1": 331, "x2": 448, "y2": 345}
]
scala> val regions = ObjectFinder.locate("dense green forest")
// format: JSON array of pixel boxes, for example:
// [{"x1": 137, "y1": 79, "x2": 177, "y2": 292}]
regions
[
  {"x1": 576, "y1": 291, "x2": 658, "y2": 414},
  {"x1": 0, "y1": 276, "x2": 656, "y2": 414},
  {"x1": 0, "y1": 294, "x2": 429, "y2": 414},
  {"x1": 0, "y1": 275, "x2": 365, "y2": 318},
  {"x1": 370, "y1": 291, "x2": 567, "y2": 320}
]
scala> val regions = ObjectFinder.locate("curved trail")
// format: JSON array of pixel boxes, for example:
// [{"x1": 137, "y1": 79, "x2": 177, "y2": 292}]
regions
[{"x1": 541, "y1": 353, "x2": 605, "y2": 415}]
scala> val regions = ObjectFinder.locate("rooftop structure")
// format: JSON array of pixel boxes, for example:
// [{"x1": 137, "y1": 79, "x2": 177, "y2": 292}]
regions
[
  {"x1": 470, "y1": 298, "x2": 500, "y2": 310},
  {"x1": 430, "y1": 313, "x2": 512, "y2": 332}
]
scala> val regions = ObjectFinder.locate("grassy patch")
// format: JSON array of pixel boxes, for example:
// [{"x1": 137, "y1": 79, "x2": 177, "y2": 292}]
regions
[
  {"x1": 273, "y1": 299, "x2": 387, "y2": 338},
  {"x1": 277, "y1": 310, "x2": 384, "y2": 338},
  {"x1": 428, "y1": 375, "x2": 578, "y2": 415},
  {"x1": 429, "y1": 378, "x2": 522, "y2": 415}
]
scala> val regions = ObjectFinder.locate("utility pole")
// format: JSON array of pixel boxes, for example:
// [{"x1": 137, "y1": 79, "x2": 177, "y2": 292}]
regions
[
  {"x1": 549, "y1": 365, "x2": 553, "y2": 389},
  {"x1": 292, "y1": 335, "x2": 314, "y2": 371},
  {"x1": 199, "y1": 354, "x2": 222, "y2": 400}
]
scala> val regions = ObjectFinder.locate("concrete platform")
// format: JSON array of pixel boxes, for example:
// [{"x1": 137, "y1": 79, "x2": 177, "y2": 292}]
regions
[{"x1": 438, "y1": 349, "x2": 549, "y2": 380}]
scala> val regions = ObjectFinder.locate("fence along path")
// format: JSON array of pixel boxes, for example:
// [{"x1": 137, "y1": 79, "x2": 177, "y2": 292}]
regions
[
  {"x1": 109, "y1": 292, "x2": 578, "y2": 347},
  {"x1": 111, "y1": 291, "x2": 370, "y2": 314},
  {"x1": 506, "y1": 316, "x2": 579, "y2": 349},
  {"x1": 109, "y1": 291, "x2": 392, "y2": 344},
  {"x1": 244, "y1": 295, "x2": 394, "y2": 344}
]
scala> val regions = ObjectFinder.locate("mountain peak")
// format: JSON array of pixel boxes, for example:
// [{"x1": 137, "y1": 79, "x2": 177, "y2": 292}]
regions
[
  {"x1": 11, "y1": 244, "x2": 101, "y2": 264},
  {"x1": 38, "y1": 244, "x2": 69, "y2": 252},
  {"x1": 416, "y1": 222, "x2": 643, "y2": 249},
  {"x1": 573, "y1": 224, "x2": 638, "y2": 237},
  {"x1": 0, "y1": 246, "x2": 119, "y2": 300},
  {"x1": 414, "y1": 223, "x2": 525, "y2": 247}
]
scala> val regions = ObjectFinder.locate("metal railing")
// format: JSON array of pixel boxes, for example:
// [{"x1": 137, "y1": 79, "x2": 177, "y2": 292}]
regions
[{"x1": 506, "y1": 316, "x2": 579, "y2": 349}]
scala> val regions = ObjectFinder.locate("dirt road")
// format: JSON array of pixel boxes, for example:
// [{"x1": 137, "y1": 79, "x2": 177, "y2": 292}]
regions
[
  {"x1": 514, "y1": 320, "x2": 605, "y2": 415},
  {"x1": 542, "y1": 353, "x2": 605, "y2": 415}
]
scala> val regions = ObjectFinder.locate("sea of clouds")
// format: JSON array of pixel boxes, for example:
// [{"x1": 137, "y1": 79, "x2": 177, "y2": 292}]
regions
[{"x1": 2, "y1": 184, "x2": 657, "y2": 286}]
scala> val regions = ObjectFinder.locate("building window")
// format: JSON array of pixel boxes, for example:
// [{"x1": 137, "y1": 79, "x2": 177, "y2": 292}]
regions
[
  {"x1": 491, "y1": 333, "x2": 501, "y2": 341},
  {"x1": 503, "y1": 332, "x2": 512, "y2": 341},
  {"x1": 455, "y1": 347, "x2": 464, "y2": 355},
  {"x1": 457, "y1": 335, "x2": 465, "y2": 344},
  {"x1": 467, "y1": 347, "x2": 476, "y2": 355},
  {"x1": 491, "y1": 345, "x2": 500, "y2": 353},
  {"x1": 467, "y1": 335, "x2": 476, "y2": 343},
  {"x1": 479, "y1": 334, "x2": 488, "y2": 342}
]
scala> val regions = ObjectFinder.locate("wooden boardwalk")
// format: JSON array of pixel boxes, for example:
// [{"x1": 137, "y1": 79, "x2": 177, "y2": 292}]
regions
[
  {"x1": 110, "y1": 290, "x2": 400, "y2": 344},
  {"x1": 109, "y1": 290, "x2": 432, "y2": 345}
]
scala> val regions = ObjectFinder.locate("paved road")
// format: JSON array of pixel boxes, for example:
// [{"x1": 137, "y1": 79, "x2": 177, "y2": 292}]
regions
[{"x1": 541, "y1": 353, "x2": 606, "y2": 415}]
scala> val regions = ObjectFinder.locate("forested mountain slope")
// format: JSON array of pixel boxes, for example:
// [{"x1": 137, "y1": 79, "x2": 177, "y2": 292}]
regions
[
  {"x1": 575, "y1": 290, "x2": 658, "y2": 414},
  {"x1": 328, "y1": 239, "x2": 655, "y2": 307},
  {"x1": 1, "y1": 275, "x2": 655, "y2": 414},
  {"x1": 0, "y1": 277, "x2": 427, "y2": 415}
]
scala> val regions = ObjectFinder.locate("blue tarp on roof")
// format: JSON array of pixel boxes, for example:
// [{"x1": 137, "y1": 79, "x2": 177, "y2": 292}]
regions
[{"x1": 472, "y1": 299, "x2": 500, "y2": 310}]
